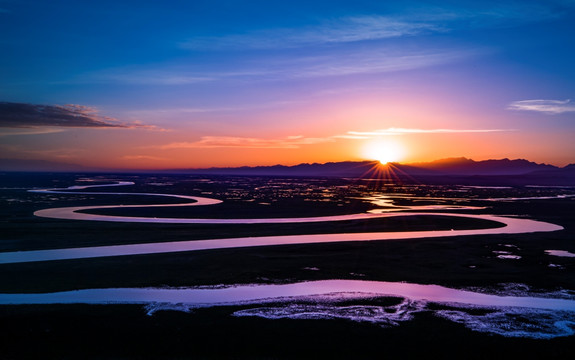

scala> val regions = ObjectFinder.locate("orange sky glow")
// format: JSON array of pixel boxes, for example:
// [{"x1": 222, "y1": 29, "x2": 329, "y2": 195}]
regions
[{"x1": 2, "y1": 1, "x2": 575, "y2": 170}]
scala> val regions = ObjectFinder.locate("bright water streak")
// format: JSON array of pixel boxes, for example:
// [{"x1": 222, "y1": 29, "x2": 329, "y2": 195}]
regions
[
  {"x1": 0, "y1": 280, "x2": 574, "y2": 311},
  {"x1": 0, "y1": 182, "x2": 563, "y2": 264},
  {"x1": 0, "y1": 213, "x2": 562, "y2": 264},
  {"x1": 546, "y1": 250, "x2": 575, "y2": 258}
]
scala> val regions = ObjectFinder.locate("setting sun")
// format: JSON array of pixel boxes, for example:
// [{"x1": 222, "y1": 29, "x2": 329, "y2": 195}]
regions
[{"x1": 362, "y1": 140, "x2": 405, "y2": 164}]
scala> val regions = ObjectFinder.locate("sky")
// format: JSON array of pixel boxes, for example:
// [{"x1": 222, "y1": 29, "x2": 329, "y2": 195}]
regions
[{"x1": 1, "y1": 0, "x2": 575, "y2": 170}]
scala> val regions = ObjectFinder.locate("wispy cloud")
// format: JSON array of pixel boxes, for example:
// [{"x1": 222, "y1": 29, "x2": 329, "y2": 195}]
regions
[
  {"x1": 287, "y1": 50, "x2": 475, "y2": 78},
  {"x1": 180, "y1": 15, "x2": 444, "y2": 51},
  {"x1": 507, "y1": 99, "x2": 575, "y2": 114},
  {"x1": 124, "y1": 101, "x2": 303, "y2": 117},
  {"x1": 71, "y1": 69, "x2": 216, "y2": 85},
  {"x1": 0, "y1": 128, "x2": 67, "y2": 136},
  {"x1": 157, "y1": 127, "x2": 511, "y2": 151},
  {"x1": 180, "y1": 4, "x2": 566, "y2": 52},
  {"x1": 121, "y1": 155, "x2": 170, "y2": 161},
  {"x1": 65, "y1": 66, "x2": 269, "y2": 85},
  {"x1": 341, "y1": 127, "x2": 512, "y2": 137},
  {"x1": 65, "y1": 3, "x2": 563, "y2": 88},
  {"x1": 0, "y1": 144, "x2": 86, "y2": 160},
  {"x1": 0, "y1": 102, "x2": 161, "y2": 130},
  {"x1": 73, "y1": 47, "x2": 477, "y2": 87},
  {"x1": 158, "y1": 135, "x2": 334, "y2": 150},
  {"x1": 334, "y1": 134, "x2": 371, "y2": 140}
]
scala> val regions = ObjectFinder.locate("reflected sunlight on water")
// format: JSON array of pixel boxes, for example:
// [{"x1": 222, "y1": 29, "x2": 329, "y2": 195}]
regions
[{"x1": 1, "y1": 280, "x2": 574, "y2": 338}]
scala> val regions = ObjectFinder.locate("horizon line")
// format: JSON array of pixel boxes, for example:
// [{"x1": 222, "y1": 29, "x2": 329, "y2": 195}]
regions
[{"x1": 1, "y1": 156, "x2": 573, "y2": 173}]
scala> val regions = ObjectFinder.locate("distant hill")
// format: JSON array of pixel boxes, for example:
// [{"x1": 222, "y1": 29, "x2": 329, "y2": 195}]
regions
[
  {"x1": 169, "y1": 158, "x2": 574, "y2": 185},
  {"x1": 170, "y1": 161, "x2": 379, "y2": 177},
  {"x1": 404, "y1": 157, "x2": 558, "y2": 175},
  {"x1": 172, "y1": 157, "x2": 561, "y2": 177},
  {"x1": 1, "y1": 157, "x2": 573, "y2": 185}
]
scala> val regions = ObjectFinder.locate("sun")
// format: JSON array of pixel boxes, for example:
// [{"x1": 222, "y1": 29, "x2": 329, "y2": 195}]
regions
[{"x1": 362, "y1": 140, "x2": 404, "y2": 164}]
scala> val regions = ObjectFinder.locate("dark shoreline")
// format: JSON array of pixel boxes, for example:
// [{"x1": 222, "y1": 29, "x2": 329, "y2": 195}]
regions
[{"x1": 1, "y1": 303, "x2": 574, "y2": 359}]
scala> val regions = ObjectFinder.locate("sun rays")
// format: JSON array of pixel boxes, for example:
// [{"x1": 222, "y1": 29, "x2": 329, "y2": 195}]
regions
[{"x1": 362, "y1": 139, "x2": 405, "y2": 165}]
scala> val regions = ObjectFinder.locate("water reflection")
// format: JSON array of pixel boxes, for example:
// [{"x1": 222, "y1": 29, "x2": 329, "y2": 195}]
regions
[
  {"x1": 0, "y1": 213, "x2": 562, "y2": 264},
  {"x1": 2, "y1": 182, "x2": 561, "y2": 264},
  {"x1": 546, "y1": 250, "x2": 575, "y2": 258},
  {"x1": 6, "y1": 180, "x2": 575, "y2": 339},
  {"x1": 1, "y1": 279, "x2": 574, "y2": 312},
  {"x1": 1, "y1": 280, "x2": 574, "y2": 338}
]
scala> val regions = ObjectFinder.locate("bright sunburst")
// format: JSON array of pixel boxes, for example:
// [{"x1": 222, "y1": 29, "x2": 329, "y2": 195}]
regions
[{"x1": 363, "y1": 140, "x2": 404, "y2": 164}]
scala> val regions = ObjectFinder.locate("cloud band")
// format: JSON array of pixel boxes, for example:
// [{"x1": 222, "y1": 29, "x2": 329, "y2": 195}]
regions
[{"x1": 507, "y1": 99, "x2": 575, "y2": 114}]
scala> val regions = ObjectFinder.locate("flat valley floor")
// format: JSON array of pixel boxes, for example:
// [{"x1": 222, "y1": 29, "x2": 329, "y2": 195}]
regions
[{"x1": 1, "y1": 173, "x2": 574, "y2": 359}]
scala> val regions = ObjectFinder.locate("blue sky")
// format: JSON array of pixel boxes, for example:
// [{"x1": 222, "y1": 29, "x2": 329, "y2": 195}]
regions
[{"x1": 1, "y1": 0, "x2": 574, "y2": 169}]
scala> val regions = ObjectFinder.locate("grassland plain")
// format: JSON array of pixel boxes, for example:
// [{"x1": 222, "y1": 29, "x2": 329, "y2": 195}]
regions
[{"x1": 1, "y1": 173, "x2": 574, "y2": 359}]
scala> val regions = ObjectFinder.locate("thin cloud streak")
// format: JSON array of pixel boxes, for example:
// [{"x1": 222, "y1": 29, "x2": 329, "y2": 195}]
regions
[
  {"x1": 180, "y1": 15, "x2": 444, "y2": 50},
  {"x1": 72, "y1": 48, "x2": 478, "y2": 86},
  {"x1": 0, "y1": 144, "x2": 86, "y2": 160},
  {"x1": 158, "y1": 136, "x2": 335, "y2": 150},
  {"x1": 334, "y1": 135, "x2": 371, "y2": 140},
  {"x1": 125, "y1": 100, "x2": 304, "y2": 118},
  {"x1": 0, "y1": 128, "x2": 67, "y2": 136},
  {"x1": 346, "y1": 128, "x2": 512, "y2": 136},
  {"x1": 71, "y1": 70, "x2": 216, "y2": 85},
  {"x1": 288, "y1": 50, "x2": 475, "y2": 79},
  {"x1": 507, "y1": 99, "x2": 575, "y2": 114},
  {"x1": 179, "y1": 4, "x2": 565, "y2": 51},
  {"x1": 121, "y1": 155, "x2": 170, "y2": 161},
  {"x1": 0, "y1": 102, "x2": 160, "y2": 130},
  {"x1": 157, "y1": 127, "x2": 512, "y2": 151},
  {"x1": 0, "y1": 102, "x2": 126, "y2": 128}
]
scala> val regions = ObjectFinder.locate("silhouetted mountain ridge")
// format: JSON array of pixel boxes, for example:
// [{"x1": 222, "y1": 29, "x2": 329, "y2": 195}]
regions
[
  {"x1": 168, "y1": 157, "x2": 574, "y2": 185},
  {"x1": 406, "y1": 157, "x2": 558, "y2": 175},
  {"x1": 178, "y1": 157, "x2": 562, "y2": 177},
  {"x1": 183, "y1": 161, "x2": 378, "y2": 177},
  {"x1": 1, "y1": 157, "x2": 573, "y2": 185}
]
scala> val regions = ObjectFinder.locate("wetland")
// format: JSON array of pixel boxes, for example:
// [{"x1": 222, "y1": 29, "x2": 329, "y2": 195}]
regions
[{"x1": 1, "y1": 172, "x2": 575, "y2": 358}]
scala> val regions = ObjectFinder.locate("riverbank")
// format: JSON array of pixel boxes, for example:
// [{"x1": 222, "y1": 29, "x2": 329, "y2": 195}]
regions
[
  {"x1": 1, "y1": 174, "x2": 574, "y2": 358},
  {"x1": 1, "y1": 303, "x2": 574, "y2": 359}
]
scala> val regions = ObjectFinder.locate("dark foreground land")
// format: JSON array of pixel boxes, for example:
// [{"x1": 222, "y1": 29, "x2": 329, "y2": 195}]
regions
[
  {"x1": 2, "y1": 303, "x2": 575, "y2": 360},
  {"x1": 1, "y1": 172, "x2": 574, "y2": 359}
]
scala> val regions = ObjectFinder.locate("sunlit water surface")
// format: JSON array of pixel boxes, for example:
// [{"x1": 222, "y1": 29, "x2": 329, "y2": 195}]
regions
[
  {"x1": 546, "y1": 250, "x2": 575, "y2": 258},
  {"x1": 0, "y1": 182, "x2": 563, "y2": 264},
  {"x1": 0, "y1": 280, "x2": 574, "y2": 339},
  {"x1": 2, "y1": 180, "x2": 573, "y2": 339}
]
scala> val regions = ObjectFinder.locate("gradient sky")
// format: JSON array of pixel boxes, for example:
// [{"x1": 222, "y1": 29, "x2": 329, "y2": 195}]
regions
[{"x1": 1, "y1": 0, "x2": 575, "y2": 169}]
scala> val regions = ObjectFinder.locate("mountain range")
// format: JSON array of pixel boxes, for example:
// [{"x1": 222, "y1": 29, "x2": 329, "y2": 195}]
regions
[
  {"x1": 168, "y1": 157, "x2": 567, "y2": 174},
  {"x1": 168, "y1": 157, "x2": 575, "y2": 186},
  {"x1": 1, "y1": 157, "x2": 574, "y2": 185}
]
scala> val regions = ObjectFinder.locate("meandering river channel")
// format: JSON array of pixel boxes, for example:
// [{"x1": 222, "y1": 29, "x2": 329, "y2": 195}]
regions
[
  {"x1": 0, "y1": 181, "x2": 563, "y2": 264},
  {"x1": 1, "y1": 181, "x2": 573, "y2": 338}
]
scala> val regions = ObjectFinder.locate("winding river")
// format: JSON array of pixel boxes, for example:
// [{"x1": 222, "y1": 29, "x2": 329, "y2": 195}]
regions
[
  {"x1": 2, "y1": 180, "x2": 573, "y2": 338},
  {"x1": 0, "y1": 181, "x2": 563, "y2": 264}
]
